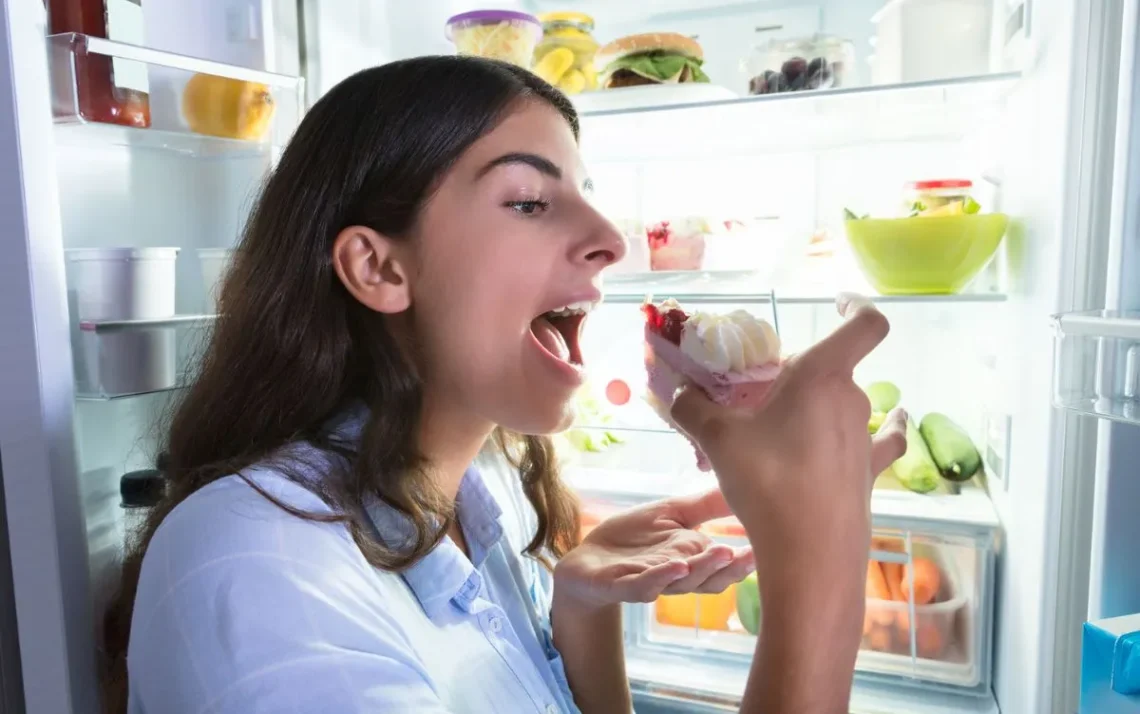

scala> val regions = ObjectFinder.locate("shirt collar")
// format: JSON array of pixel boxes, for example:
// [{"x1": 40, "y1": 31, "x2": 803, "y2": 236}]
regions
[{"x1": 334, "y1": 406, "x2": 506, "y2": 619}]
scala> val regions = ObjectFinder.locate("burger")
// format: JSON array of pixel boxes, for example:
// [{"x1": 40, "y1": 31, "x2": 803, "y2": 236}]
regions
[{"x1": 594, "y1": 32, "x2": 710, "y2": 89}]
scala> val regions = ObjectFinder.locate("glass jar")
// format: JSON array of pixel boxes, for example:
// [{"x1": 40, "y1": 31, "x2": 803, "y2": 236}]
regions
[
  {"x1": 532, "y1": 12, "x2": 599, "y2": 94},
  {"x1": 48, "y1": 0, "x2": 151, "y2": 127},
  {"x1": 902, "y1": 179, "x2": 977, "y2": 216},
  {"x1": 744, "y1": 33, "x2": 855, "y2": 96}
]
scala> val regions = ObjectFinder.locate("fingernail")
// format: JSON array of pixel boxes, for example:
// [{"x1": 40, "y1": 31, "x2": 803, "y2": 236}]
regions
[{"x1": 837, "y1": 291, "x2": 873, "y2": 316}]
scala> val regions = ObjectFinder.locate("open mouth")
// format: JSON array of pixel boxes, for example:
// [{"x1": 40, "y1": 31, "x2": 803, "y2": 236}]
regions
[{"x1": 530, "y1": 301, "x2": 593, "y2": 368}]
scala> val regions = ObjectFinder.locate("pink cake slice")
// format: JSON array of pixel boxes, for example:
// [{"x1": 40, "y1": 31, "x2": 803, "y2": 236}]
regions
[{"x1": 643, "y1": 300, "x2": 781, "y2": 471}]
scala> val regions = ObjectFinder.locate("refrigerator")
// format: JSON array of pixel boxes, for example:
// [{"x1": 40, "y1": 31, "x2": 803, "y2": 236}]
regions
[{"x1": 0, "y1": 0, "x2": 1137, "y2": 712}]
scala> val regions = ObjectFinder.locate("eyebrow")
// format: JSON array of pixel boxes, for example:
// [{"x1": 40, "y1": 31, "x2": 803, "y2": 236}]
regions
[{"x1": 476, "y1": 152, "x2": 563, "y2": 181}]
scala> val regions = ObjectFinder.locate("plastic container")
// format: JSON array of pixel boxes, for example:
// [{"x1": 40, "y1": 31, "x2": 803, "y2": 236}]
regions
[
  {"x1": 862, "y1": 554, "x2": 968, "y2": 662},
  {"x1": 744, "y1": 33, "x2": 855, "y2": 95},
  {"x1": 902, "y1": 179, "x2": 975, "y2": 215},
  {"x1": 66, "y1": 247, "x2": 180, "y2": 395},
  {"x1": 445, "y1": 10, "x2": 542, "y2": 69},
  {"x1": 66, "y1": 247, "x2": 179, "y2": 320},
  {"x1": 871, "y1": 0, "x2": 994, "y2": 85},
  {"x1": 198, "y1": 248, "x2": 233, "y2": 313},
  {"x1": 647, "y1": 218, "x2": 708, "y2": 272},
  {"x1": 532, "y1": 12, "x2": 599, "y2": 94}
]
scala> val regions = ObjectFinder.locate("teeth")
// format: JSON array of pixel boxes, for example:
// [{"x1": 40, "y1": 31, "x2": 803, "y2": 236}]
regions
[{"x1": 546, "y1": 300, "x2": 597, "y2": 317}]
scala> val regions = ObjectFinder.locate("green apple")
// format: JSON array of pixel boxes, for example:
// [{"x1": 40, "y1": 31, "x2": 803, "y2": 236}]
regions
[{"x1": 736, "y1": 572, "x2": 761, "y2": 635}]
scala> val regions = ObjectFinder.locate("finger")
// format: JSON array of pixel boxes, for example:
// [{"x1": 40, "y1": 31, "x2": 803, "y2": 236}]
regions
[
  {"x1": 660, "y1": 544, "x2": 735, "y2": 595},
  {"x1": 870, "y1": 407, "x2": 909, "y2": 476},
  {"x1": 693, "y1": 547, "x2": 755, "y2": 594},
  {"x1": 797, "y1": 292, "x2": 890, "y2": 376},
  {"x1": 666, "y1": 488, "x2": 734, "y2": 529},
  {"x1": 669, "y1": 383, "x2": 727, "y2": 446},
  {"x1": 612, "y1": 559, "x2": 689, "y2": 603}
]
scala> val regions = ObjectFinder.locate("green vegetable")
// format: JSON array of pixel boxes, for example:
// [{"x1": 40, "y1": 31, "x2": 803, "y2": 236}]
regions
[
  {"x1": 863, "y1": 381, "x2": 901, "y2": 413},
  {"x1": 963, "y1": 196, "x2": 981, "y2": 214},
  {"x1": 919, "y1": 413, "x2": 982, "y2": 482},
  {"x1": 843, "y1": 208, "x2": 869, "y2": 220},
  {"x1": 735, "y1": 572, "x2": 761, "y2": 635},
  {"x1": 868, "y1": 411, "x2": 886, "y2": 434},
  {"x1": 603, "y1": 52, "x2": 709, "y2": 83},
  {"x1": 893, "y1": 419, "x2": 941, "y2": 494}
]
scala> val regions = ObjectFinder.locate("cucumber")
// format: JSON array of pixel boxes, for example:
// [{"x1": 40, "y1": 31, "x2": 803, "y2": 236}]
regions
[
  {"x1": 919, "y1": 413, "x2": 982, "y2": 483},
  {"x1": 893, "y1": 419, "x2": 941, "y2": 494},
  {"x1": 864, "y1": 381, "x2": 901, "y2": 413}
]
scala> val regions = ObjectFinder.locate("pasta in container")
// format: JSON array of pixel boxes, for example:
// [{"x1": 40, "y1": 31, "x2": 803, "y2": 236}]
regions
[{"x1": 445, "y1": 10, "x2": 543, "y2": 69}]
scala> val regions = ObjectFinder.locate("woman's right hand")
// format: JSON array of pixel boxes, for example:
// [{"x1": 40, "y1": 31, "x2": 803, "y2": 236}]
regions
[{"x1": 669, "y1": 294, "x2": 908, "y2": 713}]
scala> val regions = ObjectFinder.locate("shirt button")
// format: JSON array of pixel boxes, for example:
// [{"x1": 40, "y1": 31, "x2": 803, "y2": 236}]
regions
[
  {"x1": 488, "y1": 616, "x2": 503, "y2": 633},
  {"x1": 545, "y1": 705, "x2": 560, "y2": 714}
]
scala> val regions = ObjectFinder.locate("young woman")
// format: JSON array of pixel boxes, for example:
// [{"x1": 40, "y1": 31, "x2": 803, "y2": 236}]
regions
[{"x1": 102, "y1": 56, "x2": 906, "y2": 714}]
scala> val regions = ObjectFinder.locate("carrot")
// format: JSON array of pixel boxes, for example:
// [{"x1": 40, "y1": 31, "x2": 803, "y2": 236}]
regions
[
  {"x1": 865, "y1": 561, "x2": 895, "y2": 626},
  {"x1": 901, "y1": 558, "x2": 942, "y2": 605},
  {"x1": 866, "y1": 561, "x2": 892, "y2": 599},
  {"x1": 868, "y1": 624, "x2": 893, "y2": 652},
  {"x1": 916, "y1": 621, "x2": 945, "y2": 659},
  {"x1": 882, "y1": 562, "x2": 910, "y2": 631}
]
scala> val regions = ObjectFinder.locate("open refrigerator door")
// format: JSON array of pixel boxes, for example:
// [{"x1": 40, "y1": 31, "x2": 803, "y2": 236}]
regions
[{"x1": 0, "y1": 0, "x2": 1131, "y2": 711}]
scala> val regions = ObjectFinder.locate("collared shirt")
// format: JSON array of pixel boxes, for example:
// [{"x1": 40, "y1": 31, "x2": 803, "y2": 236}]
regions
[{"x1": 126, "y1": 414, "x2": 581, "y2": 714}]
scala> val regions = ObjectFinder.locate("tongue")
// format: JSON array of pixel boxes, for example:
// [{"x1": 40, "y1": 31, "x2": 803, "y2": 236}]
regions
[{"x1": 532, "y1": 316, "x2": 570, "y2": 362}]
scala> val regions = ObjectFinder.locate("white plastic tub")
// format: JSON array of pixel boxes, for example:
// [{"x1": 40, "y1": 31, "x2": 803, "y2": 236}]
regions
[
  {"x1": 871, "y1": 0, "x2": 995, "y2": 85},
  {"x1": 65, "y1": 247, "x2": 179, "y2": 320},
  {"x1": 198, "y1": 248, "x2": 233, "y2": 313},
  {"x1": 65, "y1": 247, "x2": 180, "y2": 396}
]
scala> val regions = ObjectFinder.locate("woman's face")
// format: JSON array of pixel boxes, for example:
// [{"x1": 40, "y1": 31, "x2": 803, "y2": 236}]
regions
[{"x1": 405, "y1": 101, "x2": 625, "y2": 435}]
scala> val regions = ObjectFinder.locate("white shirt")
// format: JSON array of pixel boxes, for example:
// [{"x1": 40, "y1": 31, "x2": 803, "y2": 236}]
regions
[{"x1": 127, "y1": 410, "x2": 579, "y2": 714}]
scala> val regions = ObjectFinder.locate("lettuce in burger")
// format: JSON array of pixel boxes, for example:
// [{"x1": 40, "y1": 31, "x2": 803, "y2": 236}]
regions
[{"x1": 595, "y1": 32, "x2": 710, "y2": 89}]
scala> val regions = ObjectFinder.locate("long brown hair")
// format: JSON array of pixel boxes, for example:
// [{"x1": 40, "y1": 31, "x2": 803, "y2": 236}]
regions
[{"x1": 100, "y1": 56, "x2": 582, "y2": 712}]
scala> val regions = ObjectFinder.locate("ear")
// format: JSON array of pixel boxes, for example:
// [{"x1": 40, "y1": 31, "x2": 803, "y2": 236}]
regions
[{"x1": 331, "y1": 225, "x2": 413, "y2": 314}]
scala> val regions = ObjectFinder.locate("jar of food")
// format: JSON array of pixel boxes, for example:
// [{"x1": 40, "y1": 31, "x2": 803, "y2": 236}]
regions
[
  {"x1": 48, "y1": 0, "x2": 151, "y2": 127},
  {"x1": 120, "y1": 467, "x2": 165, "y2": 545},
  {"x1": 744, "y1": 33, "x2": 855, "y2": 95},
  {"x1": 532, "y1": 12, "x2": 599, "y2": 94},
  {"x1": 902, "y1": 179, "x2": 979, "y2": 216},
  {"x1": 445, "y1": 10, "x2": 543, "y2": 69}
]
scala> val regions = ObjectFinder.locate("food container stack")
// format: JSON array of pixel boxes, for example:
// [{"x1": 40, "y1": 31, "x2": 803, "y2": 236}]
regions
[
  {"x1": 445, "y1": 10, "x2": 543, "y2": 69},
  {"x1": 66, "y1": 247, "x2": 180, "y2": 396}
]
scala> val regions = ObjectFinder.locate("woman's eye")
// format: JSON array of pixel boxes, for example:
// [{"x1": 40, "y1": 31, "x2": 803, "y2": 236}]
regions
[{"x1": 505, "y1": 200, "x2": 550, "y2": 216}]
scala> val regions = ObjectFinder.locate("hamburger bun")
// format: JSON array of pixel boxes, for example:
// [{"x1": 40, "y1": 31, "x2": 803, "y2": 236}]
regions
[{"x1": 594, "y1": 33, "x2": 704, "y2": 71}]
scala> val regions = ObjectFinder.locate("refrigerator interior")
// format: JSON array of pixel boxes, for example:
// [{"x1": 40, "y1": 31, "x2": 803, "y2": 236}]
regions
[{"x1": 0, "y1": 0, "x2": 1130, "y2": 711}]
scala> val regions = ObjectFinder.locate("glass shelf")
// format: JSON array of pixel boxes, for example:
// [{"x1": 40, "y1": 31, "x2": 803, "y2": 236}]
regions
[
  {"x1": 578, "y1": 73, "x2": 1020, "y2": 158},
  {"x1": 1052, "y1": 310, "x2": 1140, "y2": 426},
  {"x1": 47, "y1": 33, "x2": 303, "y2": 157},
  {"x1": 73, "y1": 314, "x2": 215, "y2": 401}
]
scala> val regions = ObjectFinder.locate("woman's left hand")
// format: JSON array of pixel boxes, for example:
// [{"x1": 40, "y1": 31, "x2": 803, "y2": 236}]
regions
[{"x1": 553, "y1": 490, "x2": 754, "y2": 608}]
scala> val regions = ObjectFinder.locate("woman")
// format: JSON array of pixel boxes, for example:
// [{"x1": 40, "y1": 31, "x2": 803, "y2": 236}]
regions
[{"x1": 102, "y1": 56, "x2": 906, "y2": 714}]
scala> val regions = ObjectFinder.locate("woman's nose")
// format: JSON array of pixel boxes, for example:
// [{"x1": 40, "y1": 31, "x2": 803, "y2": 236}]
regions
[{"x1": 573, "y1": 217, "x2": 628, "y2": 268}]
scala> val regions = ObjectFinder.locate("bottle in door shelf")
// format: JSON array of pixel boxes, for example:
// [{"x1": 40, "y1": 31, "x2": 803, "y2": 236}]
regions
[{"x1": 49, "y1": 0, "x2": 151, "y2": 128}]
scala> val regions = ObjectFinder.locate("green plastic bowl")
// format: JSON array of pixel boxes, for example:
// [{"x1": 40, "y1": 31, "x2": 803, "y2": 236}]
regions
[{"x1": 844, "y1": 213, "x2": 1009, "y2": 295}]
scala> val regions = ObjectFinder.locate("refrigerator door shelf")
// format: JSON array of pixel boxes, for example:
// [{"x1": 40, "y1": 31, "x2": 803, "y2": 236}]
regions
[
  {"x1": 47, "y1": 32, "x2": 303, "y2": 156},
  {"x1": 72, "y1": 314, "x2": 215, "y2": 400},
  {"x1": 1052, "y1": 310, "x2": 1140, "y2": 425}
]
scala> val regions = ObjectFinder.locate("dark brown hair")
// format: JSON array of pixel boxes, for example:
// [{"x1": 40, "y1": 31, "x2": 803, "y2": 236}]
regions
[{"x1": 100, "y1": 56, "x2": 582, "y2": 713}]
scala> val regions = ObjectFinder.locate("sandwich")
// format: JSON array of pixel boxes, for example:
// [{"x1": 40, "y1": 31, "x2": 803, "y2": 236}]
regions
[{"x1": 595, "y1": 32, "x2": 710, "y2": 89}]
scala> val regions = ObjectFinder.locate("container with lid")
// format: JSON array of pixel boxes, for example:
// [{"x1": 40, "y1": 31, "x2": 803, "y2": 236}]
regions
[
  {"x1": 532, "y1": 12, "x2": 599, "y2": 94},
  {"x1": 902, "y1": 179, "x2": 978, "y2": 216},
  {"x1": 743, "y1": 33, "x2": 855, "y2": 95},
  {"x1": 445, "y1": 10, "x2": 542, "y2": 69}
]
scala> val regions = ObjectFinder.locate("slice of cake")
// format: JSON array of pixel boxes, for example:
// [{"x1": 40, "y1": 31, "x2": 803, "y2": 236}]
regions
[{"x1": 643, "y1": 298, "x2": 782, "y2": 470}]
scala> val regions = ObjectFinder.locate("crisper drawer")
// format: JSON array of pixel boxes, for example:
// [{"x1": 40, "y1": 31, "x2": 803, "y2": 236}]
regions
[{"x1": 574, "y1": 480, "x2": 999, "y2": 702}]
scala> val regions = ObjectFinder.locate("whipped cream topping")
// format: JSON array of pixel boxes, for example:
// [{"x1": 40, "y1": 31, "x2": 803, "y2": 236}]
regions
[{"x1": 680, "y1": 309, "x2": 781, "y2": 373}]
